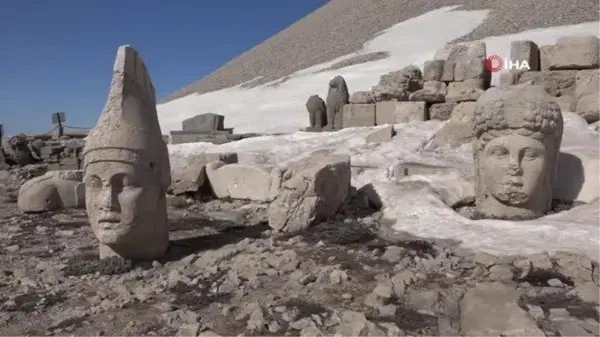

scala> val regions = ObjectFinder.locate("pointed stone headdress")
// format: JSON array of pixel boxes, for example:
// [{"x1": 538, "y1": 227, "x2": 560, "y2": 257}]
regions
[{"x1": 83, "y1": 45, "x2": 171, "y2": 189}]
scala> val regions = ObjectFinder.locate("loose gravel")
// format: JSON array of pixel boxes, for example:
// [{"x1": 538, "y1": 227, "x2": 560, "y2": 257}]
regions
[{"x1": 162, "y1": 0, "x2": 599, "y2": 103}]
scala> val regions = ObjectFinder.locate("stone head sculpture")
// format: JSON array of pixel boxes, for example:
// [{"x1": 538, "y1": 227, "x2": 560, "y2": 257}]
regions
[
  {"x1": 82, "y1": 45, "x2": 171, "y2": 260},
  {"x1": 473, "y1": 84, "x2": 563, "y2": 220}
]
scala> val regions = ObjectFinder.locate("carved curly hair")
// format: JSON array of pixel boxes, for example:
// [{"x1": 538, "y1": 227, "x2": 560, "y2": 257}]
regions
[{"x1": 473, "y1": 85, "x2": 564, "y2": 152}]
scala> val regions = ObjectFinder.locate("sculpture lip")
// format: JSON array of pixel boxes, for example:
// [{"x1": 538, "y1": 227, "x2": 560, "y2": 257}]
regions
[
  {"x1": 97, "y1": 213, "x2": 120, "y2": 224},
  {"x1": 504, "y1": 179, "x2": 523, "y2": 187}
]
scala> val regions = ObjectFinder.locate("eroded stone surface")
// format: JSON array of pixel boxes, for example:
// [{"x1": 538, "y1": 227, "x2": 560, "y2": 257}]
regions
[
  {"x1": 206, "y1": 161, "x2": 282, "y2": 202},
  {"x1": 325, "y1": 76, "x2": 349, "y2": 130},
  {"x1": 268, "y1": 152, "x2": 351, "y2": 232},
  {"x1": 82, "y1": 45, "x2": 171, "y2": 261},
  {"x1": 306, "y1": 95, "x2": 327, "y2": 128}
]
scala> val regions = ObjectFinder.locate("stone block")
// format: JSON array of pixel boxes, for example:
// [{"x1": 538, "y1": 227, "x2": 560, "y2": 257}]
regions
[
  {"x1": 423, "y1": 60, "x2": 445, "y2": 81},
  {"x1": 453, "y1": 41, "x2": 489, "y2": 84},
  {"x1": 573, "y1": 69, "x2": 600, "y2": 122},
  {"x1": 517, "y1": 70, "x2": 577, "y2": 97},
  {"x1": 376, "y1": 101, "x2": 427, "y2": 125},
  {"x1": 446, "y1": 80, "x2": 485, "y2": 103},
  {"x1": 409, "y1": 81, "x2": 446, "y2": 103},
  {"x1": 342, "y1": 104, "x2": 376, "y2": 128},
  {"x1": 540, "y1": 45, "x2": 556, "y2": 71},
  {"x1": 510, "y1": 40, "x2": 540, "y2": 71},
  {"x1": 365, "y1": 125, "x2": 394, "y2": 143},
  {"x1": 548, "y1": 36, "x2": 600, "y2": 70},
  {"x1": 182, "y1": 113, "x2": 225, "y2": 132},
  {"x1": 206, "y1": 162, "x2": 281, "y2": 202},
  {"x1": 429, "y1": 103, "x2": 457, "y2": 121},
  {"x1": 169, "y1": 152, "x2": 238, "y2": 195},
  {"x1": 498, "y1": 71, "x2": 521, "y2": 86},
  {"x1": 268, "y1": 152, "x2": 351, "y2": 232},
  {"x1": 441, "y1": 62, "x2": 455, "y2": 82},
  {"x1": 349, "y1": 91, "x2": 375, "y2": 104}
]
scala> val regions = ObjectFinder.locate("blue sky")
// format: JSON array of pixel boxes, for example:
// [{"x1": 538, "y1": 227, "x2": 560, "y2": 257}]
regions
[{"x1": 0, "y1": 0, "x2": 327, "y2": 136}]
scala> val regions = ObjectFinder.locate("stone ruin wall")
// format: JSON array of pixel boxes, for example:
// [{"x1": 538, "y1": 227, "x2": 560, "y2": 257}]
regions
[
  {"x1": 306, "y1": 35, "x2": 599, "y2": 131},
  {"x1": 1, "y1": 134, "x2": 85, "y2": 171}
]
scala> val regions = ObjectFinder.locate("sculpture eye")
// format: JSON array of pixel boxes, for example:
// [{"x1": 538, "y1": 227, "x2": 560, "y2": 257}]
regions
[
  {"x1": 85, "y1": 176, "x2": 102, "y2": 188},
  {"x1": 490, "y1": 147, "x2": 507, "y2": 157},
  {"x1": 122, "y1": 175, "x2": 135, "y2": 187},
  {"x1": 523, "y1": 149, "x2": 540, "y2": 160}
]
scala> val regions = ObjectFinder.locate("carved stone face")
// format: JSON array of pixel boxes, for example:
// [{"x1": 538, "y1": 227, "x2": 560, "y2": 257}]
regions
[
  {"x1": 480, "y1": 134, "x2": 546, "y2": 205},
  {"x1": 84, "y1": 161, "x2": 160, "y2": 245}
]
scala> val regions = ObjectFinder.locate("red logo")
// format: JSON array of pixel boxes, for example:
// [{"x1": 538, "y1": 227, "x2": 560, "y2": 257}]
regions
[{"x1": 485, "y1": 55, "x2": 503, "y2": 73}]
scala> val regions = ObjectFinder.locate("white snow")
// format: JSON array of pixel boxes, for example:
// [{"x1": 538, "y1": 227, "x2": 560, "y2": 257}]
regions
[{"x1": 160, "y1": 7, "x2": 600, "y2": 259}]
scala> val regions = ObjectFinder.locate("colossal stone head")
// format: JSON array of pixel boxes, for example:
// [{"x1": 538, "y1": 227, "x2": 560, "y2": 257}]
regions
[
  {"x1": 473, "y1": 84, "x2": 563, "y2": 220},
  {"x1": 82, "y1": 45, "x2": 171, "y2": 260}
]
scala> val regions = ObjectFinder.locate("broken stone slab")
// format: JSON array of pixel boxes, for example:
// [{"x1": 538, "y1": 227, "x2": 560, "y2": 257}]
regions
[
  {"x1": 268, "y1": 152, "x2": 351, "y2": 232},
  {"x1": 408, "y1": 81, "x2": 446, "y2": 103},
  {"x1": 342, "y1": 104, "x2": 376, "y2": 128},
  {"x1": 365, "y1": 125, "x2": 394, "y2": 143},
  {"x1": 460, "y1": 282, "x2": 544, "y2": 336},
  {"x1": 510, "y1": 40, "x2": 540, "y2": 71},
  {"x1": 517, "y1": 70, "x2": 577, "y2": 97},
  {"x1": 439, "y1": 42, "x2": 490, "y2": 87},
  {"x1": 445, "y1": 80, "x2": 485, "y2": 103},
  {"x1": 548, "y1": 36, "x2": 600, "y2": 70},
  {"x1": 429, "y1": 103, "x2": 457, "y2": 121},
  {"x1": 205, "y1": 161, "x2": 282, "y2": 202},
  {"x1": 375, "y1": 101, "x2": 427, "y2": 125},
  {"x1": 371, "y1": 84, "x2": 409, "y2": 102},
  {"x1": 572, "y1": 69, "x2": 600, "y2": 123},
  {"x1": 423, "y1": 60, "x2": 445, "y2": 81},
  {"x1": 349, "y1": 91, "x2": 375, "y2": 104},
  {"x1": 17, "y1": 170, "x2": 85, "y2": 213},
  {"x1": 169, "y1": 152, "x2": 238, "y2": 195},
  {"x1": 182, "y1": 113, "x2": 225, "y2": 132}
]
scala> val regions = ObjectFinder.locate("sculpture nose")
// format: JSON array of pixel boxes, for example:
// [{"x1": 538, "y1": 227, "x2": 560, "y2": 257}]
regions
[
  {"x1": 98, "y1": 185, "x2": 116, "y2": 211},
  {"x1": 507, "y1": 154, "x2": 523, "y2": 175}
]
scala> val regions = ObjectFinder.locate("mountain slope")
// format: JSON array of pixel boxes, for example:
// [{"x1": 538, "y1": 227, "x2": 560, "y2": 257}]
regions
[{"x1": 162, "y1": 0, "x2": 599, "y2": 103}]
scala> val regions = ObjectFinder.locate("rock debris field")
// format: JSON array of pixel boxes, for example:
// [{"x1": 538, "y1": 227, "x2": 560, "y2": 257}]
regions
[{"x1": 0, "y1": 170, "x2": 598, "y2": 336}]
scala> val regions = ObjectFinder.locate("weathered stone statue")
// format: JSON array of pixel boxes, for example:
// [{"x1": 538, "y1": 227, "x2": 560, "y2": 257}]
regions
[
  {"x1": 473, "y1": 84, "x2": 564, "y2": 220},
  {"x1": 2, "y1": 134, "x2": 39, "y2": 167},
  {"x1": 305, "y1": 94, "x2": 327, "y2": 130},
  {"x1": 82, "y1": 45, "x2": 171, "y2": 260},
  {"x1": 325, "y1": 76, "x2": 349, "y2": 130}
]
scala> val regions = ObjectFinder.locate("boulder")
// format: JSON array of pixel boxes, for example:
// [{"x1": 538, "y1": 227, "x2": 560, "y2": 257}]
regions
[
  {"x1": 17, "y1": 170, "x2": 85, "y2": 213},
  {"x1": 460, "y1": 282, "x2": 544, "y2": 336},
  {"x1": 268, "y1": 152, "x2": 351, "y2": 232},
  {"x1": 169, "y1": 152, "x2": 238, "y2": 195},
  {"x1": 205, "y1": 161, "x2": 282, "y2": 202}
]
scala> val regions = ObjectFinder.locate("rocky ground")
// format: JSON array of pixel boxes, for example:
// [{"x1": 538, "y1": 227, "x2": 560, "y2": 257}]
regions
[{"x1": 0, "y1": 170, "x2": 599, "y2": 336}]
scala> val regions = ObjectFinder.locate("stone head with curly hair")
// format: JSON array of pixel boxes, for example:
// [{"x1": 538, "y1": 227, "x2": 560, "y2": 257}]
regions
[{"x1": 473, "y1": 84, "x2": 564, "y2": 220}]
